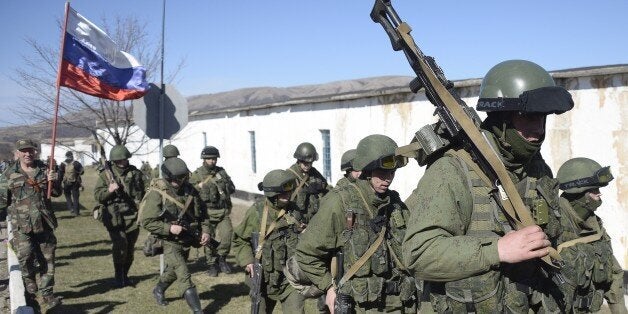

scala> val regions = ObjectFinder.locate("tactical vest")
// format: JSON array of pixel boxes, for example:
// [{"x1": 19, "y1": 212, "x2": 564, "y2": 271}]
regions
[
  {"x1": 557, "y1": 198, "x2": 616, "y2": 312},
  {"x1": 195, "y1": 167, "x2": 233, "y2": 218},
  {"x1": 100, "y1": 166, "x2": 143, "y2": 230},
  {"x1": 428, "y1": 150, "x2": 563, "y2": 313},
  {"x1": 336, "y1": 182, "x2": 417, "y2": 304},
  {"x1": 256, "y1": 201, "x2": 306, "y2": 297},
  {"x1": 63, "y1": 161, "x2": 79, "y2": 184},
  {"x1": 287, "y1": 165, "x2": 327, "y2": 218},
  {"x1": 141, "y1": 178, "x2": 203, "y2": 245}
]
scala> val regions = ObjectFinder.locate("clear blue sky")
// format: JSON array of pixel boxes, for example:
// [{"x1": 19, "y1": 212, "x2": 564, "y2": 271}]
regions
[{"x1": 1, "y1": 0, "x2": 626, "y2": 127}]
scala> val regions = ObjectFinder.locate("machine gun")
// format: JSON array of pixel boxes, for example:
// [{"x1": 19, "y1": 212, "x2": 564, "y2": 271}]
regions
[
  {"x1": 370, "y1": 0, "x2": 561, "y2": 267},
  {"x1": 333, "y1": 251, "x2": 353, "y2": 314},
  {"x1": 250, "y1": 231, "x2": 263, "y2": 314}
]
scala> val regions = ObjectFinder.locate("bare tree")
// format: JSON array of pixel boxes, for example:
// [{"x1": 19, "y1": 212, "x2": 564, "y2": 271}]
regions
[{"x1": 12, "y1": 14, "x2": 185, "y2": 153}]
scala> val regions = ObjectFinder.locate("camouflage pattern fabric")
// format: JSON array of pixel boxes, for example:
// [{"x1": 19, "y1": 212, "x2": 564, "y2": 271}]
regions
[
  {"x1": 140, "y1": 178, "x2": 210, "y2": 296},
  {"x1": 232, "y1": 198, "x2": 308, "y2": 307},
  {"x1": 0, "y1": 160, "x2": 61, "y2": 297},
  {"x1": 190, "y1": 165, "x2": 235, "y2": 263}
]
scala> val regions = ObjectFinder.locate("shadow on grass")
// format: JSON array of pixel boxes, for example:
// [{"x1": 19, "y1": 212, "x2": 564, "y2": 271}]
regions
[
  {"x1": 56, "y1": 248, "x2": 111, "y2": 261},
  {"x1": 201, "y1": 282, "x2": 249, "y2": 313},
  {"x1": 48, "y1": 300, "x2": 125, "y2": 314},
  {"x1": 57, "y1": 239, "x2": 110, "y2": 250},
  {"x1": 59, "y1": 273, "x2": 155, "y2": 299}
]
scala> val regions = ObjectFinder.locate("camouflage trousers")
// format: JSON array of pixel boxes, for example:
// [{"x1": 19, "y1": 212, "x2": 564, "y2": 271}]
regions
[
  {"x1": 353, "y1": 294, "x2": 417, "y2": 314},
  {"x1": 160, "y1": 241, "x2": 193, "y2": 297},
  {"x1": 204, "y1": 216, "x2": 233, "y2": 264},
  {"x1": 107, "y1": 227, "x2": 139, "y2": 267},
  {"x1": 12, "y1": 230, "x2": 57, "y2": 296},
  {"x1": 256, "y1": 283, "x2": 305, "y2": 314}
]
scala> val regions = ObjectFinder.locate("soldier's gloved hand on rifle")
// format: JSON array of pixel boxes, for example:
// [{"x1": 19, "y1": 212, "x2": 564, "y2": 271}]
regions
[
  {"x1": 199, "y1": 233, "x2": 210, "y2": 246},
  {"x1": 169, "y1": 224, "x2": 185, "y2": 235},
  {"x1": 108, "y1": 182, "x2": 120, "y2": 193}
]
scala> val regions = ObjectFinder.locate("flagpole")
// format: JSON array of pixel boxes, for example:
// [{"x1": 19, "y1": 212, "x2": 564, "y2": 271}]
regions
[
  {"x1": 47, "y1": 1, "x2": 71, "y2": 199},
  {"x1": 159, "y1": 0, "x2": 166, "y2": 276}
]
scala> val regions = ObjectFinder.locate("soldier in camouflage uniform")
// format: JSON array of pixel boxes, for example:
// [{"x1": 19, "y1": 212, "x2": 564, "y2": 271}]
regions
[
  {"x1": 140, "y1": 161, "x2": 153, "y2": 190},
  {"x1": 190, "y1": 146, "x2": 236, "y2": 277},
  {"x1": 93, "y1": 145, "x2": 145, "y2": 287},
  {"x1": 59, "y1": 151, "x2": 84, "y2": 216},
  {"x1": 140, "y1": 157, "x2": 209, "y2": 313},
  {"x1": 232, "y1": 169, "x2": 308, "y2": 314},
  {"x1": 555, "y1": 158, "x2": 627, "y2": 313},
  {"x1": 287, "y1": 142, "x2": 329, "y2": 217},
  {"x1": 403, "y1": 60, "x2": 574, "y2": 313},
  {"x1": 152, "y1": 144, "x2": 180, "y2": 179},
  {"x1": 0, "y1": 139, "x2": 62, "y2": 309},
  {"x1": 335, "y1": 149, "x2": 361, "y2": 189},
  {"x1": 295, "y1": 134, "x2": 419, "y2": 313}
]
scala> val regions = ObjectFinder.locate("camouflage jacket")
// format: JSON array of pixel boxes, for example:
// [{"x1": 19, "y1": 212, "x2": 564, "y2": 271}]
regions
[
  {"x1": 0, "y1": 160, "x2": 61, "y2": 233},
  {"x1": 140, "y1": 178, "x2": 210, "y2": 245},
  {"x1": 189, "y1": 165, "x2": 235, "y2": 210},
  {"x1": 286, "y1": 163, "x2": 329, "y2": 217},
  {"x1": 232, "y1": 198, "x2": 305, "y2": 298}
]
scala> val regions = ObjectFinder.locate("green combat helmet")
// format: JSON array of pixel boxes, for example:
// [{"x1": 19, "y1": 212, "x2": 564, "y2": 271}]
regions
[
  {"x1": 163, "y1": 144, "x2": 180, "y2": 158},
  {"x1": 293, "y1": 142, "x2": 318, "y2": 162},
  {"x1": 353, "y1": 134, "x2": 407, "y2": 172},
  {"x1": 557, "y1": 157, "x2": 613, "y2": 194},
  {"x1": 477, "y1": 60, "x2": 573, "y2": 114},
  {"x1": 201, "y1": 146, "x2": 220, "y2": 159},
  {"x1": 110, "y1": 145, "x2": 132, "y2": 161},
  {"x1": 257, "y1": 169, "x2": 295, "y2": 198},
  {"x1": 340, "y1": 149, "x2": 356, "y2": 171},
  {"x1": 161, "y1": 157, "x2": 190, "y2": 180}
]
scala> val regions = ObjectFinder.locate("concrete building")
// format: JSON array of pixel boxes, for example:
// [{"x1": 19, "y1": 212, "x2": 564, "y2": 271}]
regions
[{"x1": 81, "y1": 64, "x2": 628, "y2": 269}]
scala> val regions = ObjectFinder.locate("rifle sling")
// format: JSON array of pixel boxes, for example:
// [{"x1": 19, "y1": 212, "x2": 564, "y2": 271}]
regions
[
  {"x1": 197, "y1": 173, "x2": 225, "y2": 195},
  {"x1": 287, "y1": 168, "x2": 309, "y2": 201},
  {"x1": 348, "y1": 183, "x2": 374, "y2": 219},
  {"x1": 398, "y1": 23, "x2": 560, "y2": 266},
  {"x1": 337, "y1": 226, "x2": 386, "y2": 288},
  {"x1": 446, "y1": 148, "x2": 562, "y2": 264},
  {"x1": 254, "y1": 200, "x2": 286, "y2": 260},
  {"x1": 149, "y1": 188, "x2": 194, "y2": 218}
]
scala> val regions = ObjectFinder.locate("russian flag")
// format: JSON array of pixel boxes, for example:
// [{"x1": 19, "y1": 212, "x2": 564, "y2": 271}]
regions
[{"x1": 59, "y1": 7, "x2": 148, "y2": 101}]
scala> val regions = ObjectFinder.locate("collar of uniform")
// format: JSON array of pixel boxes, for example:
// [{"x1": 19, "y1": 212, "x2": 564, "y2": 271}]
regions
[
  {"x1": 354, "y1": 179, "x2": 390, "y2": 209},
  {"x1": 560, "y1": 195, "x2": 599, "y2": 234}
]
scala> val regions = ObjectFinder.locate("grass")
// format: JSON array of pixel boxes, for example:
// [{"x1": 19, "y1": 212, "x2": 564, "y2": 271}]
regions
[{"x1": 46, "y1": 166, "x2": 318, "y2": 313}]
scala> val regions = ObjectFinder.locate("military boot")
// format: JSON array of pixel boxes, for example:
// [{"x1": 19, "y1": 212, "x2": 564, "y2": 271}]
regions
[
  {"x1": 153, "y1": 281, "x2": 169, "y2": 306},
  {"x1": 122, "y1": 262, "x2": 135, "y2": 286},
  {"x1": 183, "y1": 287, "x2": 203, "y2": 313},
  {"x1": 42, "y1": 294, "x2": 62, "y2": 310},
  {"x1": 218, "y1": 255, "x2": 232, "y2": 274},
  {"x1": 206, "y1": 262, "x2": 219, "y2": 277}
]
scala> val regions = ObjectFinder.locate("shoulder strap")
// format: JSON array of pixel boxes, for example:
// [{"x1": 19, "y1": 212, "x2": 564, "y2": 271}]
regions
[
  {"x1": 254, "y1": 200, "x2": 286, "y2": 260},
  {"x1": 288, "y1": 168, "x2": 309, "y2": 201},
  {"x1": 338, "y1": 226, "x2": 387, "y2": 287},
  {"x1": 447, "y1": 149, "x2": 562, "y2": 264},
  {"x1": 348, "y1": 182, "x2": 373, "y2": 219}
]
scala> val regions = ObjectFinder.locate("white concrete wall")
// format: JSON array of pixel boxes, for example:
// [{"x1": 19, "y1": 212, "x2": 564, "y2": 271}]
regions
[{"x1": 117, "y1": 72, "x2": 627, "y2": 268}]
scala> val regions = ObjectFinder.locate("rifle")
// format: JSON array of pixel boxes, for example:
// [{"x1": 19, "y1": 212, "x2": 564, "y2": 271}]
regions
[
  {"x1": 250, "y1": 231, "x2": 263, "y2": 314},
  {"x1": 166, "y1": 191, "x2": 220, "y2": 249},
  {"x1": 333, "y1": 251, "x2": 352, "y2": 314},
  {"x1": 91, "y1": 131, "x2": 129, "y2": 201},
  {"x1": 370, "y1": 0, "x2": 561, "y2": 267}
]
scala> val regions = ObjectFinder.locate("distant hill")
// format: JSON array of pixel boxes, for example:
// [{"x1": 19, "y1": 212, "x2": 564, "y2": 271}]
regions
[{"x1": 0, "y1": 122, "x2": 91, "y2": 160}]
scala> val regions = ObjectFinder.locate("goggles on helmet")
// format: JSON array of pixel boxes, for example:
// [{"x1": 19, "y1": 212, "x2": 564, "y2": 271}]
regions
[
  {"x1": 378, "y1": 155, "x2": 408, "y2": 170},
  {"x1": 263, "y1": 180, "x2": 295, "y2": 194},
  {"x1": 559, "y1": 166, "x2": 613, "y2": 191}
]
